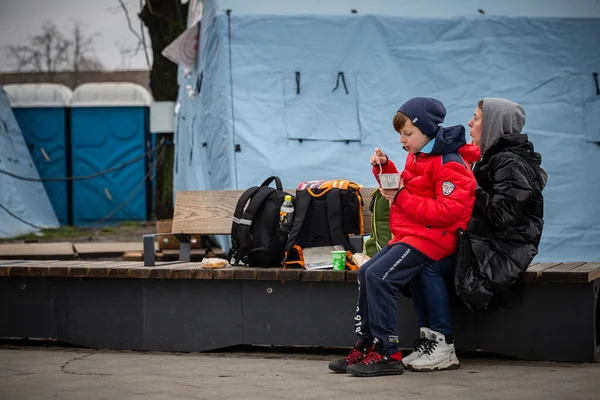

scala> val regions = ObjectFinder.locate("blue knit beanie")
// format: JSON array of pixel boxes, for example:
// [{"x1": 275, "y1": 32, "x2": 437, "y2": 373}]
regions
[{"x1": 397, "y1": 97, "x2": 446, "y2": 138}]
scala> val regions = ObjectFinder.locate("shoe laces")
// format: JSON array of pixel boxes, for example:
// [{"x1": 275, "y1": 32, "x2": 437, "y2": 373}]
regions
[
  {"x1": 422, "y1": 338, "x2": 439, "y2": 356},
  {"x1": 360, "y1": 351, "x2": 386, "y2": 365},
  {"x1": 412, "y1": 337, "x2": 431, "y2": 354},
  {"x1": 345, "y1": 348, "x2": 365, "y2": 364}
]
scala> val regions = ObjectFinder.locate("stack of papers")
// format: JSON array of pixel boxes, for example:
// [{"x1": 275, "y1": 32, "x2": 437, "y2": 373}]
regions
[{"x1": 303, "y1": 245, "x2": 345, "y2": 270}]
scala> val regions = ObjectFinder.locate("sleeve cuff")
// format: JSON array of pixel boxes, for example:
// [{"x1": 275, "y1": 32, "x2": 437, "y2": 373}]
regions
[{"x1": 392, "y1": 187, "x2": 406, "y2": 206}]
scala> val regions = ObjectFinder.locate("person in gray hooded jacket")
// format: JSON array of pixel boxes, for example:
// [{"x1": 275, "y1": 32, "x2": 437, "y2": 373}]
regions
[{"x1": 455, "y1": 98, "x2": 548, "y2": 312}]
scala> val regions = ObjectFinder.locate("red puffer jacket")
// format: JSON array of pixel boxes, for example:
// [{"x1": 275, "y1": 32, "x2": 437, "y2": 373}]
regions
[{"x1": 373, "y1": 134, "x2": 480, "y2": 260}]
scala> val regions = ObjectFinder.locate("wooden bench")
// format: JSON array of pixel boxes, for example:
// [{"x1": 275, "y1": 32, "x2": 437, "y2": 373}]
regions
[{"x1": 1, "y1": 189, "x2": 599, "y2": 362}]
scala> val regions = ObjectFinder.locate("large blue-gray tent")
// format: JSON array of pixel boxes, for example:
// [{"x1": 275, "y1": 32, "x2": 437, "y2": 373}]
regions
[
  {"x1": 173, "y1": 0, "x2": 600, "y2": 261},
  {"x1": 0, "y1": 85, "x2": 59, "y2": 238}
]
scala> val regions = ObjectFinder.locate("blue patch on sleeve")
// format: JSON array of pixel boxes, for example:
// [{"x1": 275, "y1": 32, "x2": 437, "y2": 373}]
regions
[{"x1": 442, "y1": 152, "x2": 467, "y2": 168}]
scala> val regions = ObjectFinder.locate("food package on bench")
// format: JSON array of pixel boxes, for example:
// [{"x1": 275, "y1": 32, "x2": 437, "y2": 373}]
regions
[
  {"x1": 200, "y1": 257, "x2": 229, "y2": 269},
  {"x1": 351, "y1": 253, "x2": 371, "y2": 267}
]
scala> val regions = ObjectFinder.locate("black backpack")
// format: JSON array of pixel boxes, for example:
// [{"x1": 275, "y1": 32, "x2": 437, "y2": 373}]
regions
[
  {"x1": 229, "y1": 176, "x2": 295, "y2": 268},
  {"x1": 283, "y1": 181, "x2": 364, "y2": 269}
]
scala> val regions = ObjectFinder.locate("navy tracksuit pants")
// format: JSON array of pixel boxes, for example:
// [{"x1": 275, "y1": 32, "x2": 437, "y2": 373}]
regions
[{"x1": 354, "y1": 243, "x2": 430, "y2": 356}]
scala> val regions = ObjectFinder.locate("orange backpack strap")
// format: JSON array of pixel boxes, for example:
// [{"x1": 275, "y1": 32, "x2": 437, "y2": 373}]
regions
[
  {"x1": 345, "y1": 250, "x2": 359, "y2": 270},
  {"x1": 307, "y1": 187, "x2": 333, "y2": 198},
  {"x1": 283, "y1": 245, "x2": 304, "y2": 268}
]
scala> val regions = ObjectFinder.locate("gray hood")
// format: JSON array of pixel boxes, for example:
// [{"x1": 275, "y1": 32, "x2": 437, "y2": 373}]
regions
[{"x1": 480, "y1": 98, "x2": 526, "y2": 158}]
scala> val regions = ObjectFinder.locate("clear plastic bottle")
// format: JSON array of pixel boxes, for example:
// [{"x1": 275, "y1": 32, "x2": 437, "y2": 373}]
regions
[{"x1": 279, "y1": 195, "x2": 294, "y2": 234}]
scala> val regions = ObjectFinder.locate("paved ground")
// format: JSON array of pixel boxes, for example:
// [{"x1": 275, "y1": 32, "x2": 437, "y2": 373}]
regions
[{"x1": 1, "y1": 344, "x2": 599, "y2": 400}]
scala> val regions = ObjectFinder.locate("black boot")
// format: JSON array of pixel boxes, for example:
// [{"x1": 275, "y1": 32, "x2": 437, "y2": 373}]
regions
[
  {"x1": 346, "y1": 340, "x2": 404, "y2": 377},
  {"x1": 328, "y1": 337, "x2": 374, "y2": 373}
]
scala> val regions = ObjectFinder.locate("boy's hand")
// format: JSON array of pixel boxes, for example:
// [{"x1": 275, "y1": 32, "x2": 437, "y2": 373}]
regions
[
  {"x1": 380, "y1": 178, "x2": 404, "y2": 202},
  {"x1": 370, "y1": 147, "x2": 388, "y2": 166},
  {"x1": 380, "y1": 188, "x2": 397, "y2": 201}
]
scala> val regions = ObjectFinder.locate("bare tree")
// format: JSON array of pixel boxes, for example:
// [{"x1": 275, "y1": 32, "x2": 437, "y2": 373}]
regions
[
  {"x1": 70, "y1": 22, "x2": 104, "y2": 85},
  {"x1": 8, "y1": 22, "x2": 70, "y2": 72},
  {"x1": 7, "y1": 21, "x2": 104, "y2": 74},
  {"x1": 72, "y1": 23, "x2": 103, "y2": 71}
]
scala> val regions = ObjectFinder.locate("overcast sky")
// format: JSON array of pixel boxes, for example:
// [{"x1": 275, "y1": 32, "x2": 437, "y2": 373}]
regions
[{"x1": 0, "y1": 0, "x2": 151, "y2": 72}]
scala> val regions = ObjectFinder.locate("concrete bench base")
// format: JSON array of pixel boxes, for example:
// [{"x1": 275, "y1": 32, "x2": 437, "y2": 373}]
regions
[{"x1": 1, "y1": 274, "x2": 598, "y2": 362}]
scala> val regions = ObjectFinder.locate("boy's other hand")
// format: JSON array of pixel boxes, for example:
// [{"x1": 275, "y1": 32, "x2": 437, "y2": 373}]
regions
[
  {"x1": 380, "y1": 188, "x2": 398, "y2": 201},
  {"x1": 370, "y1": 147, "x2": 388, "y2": 166}
]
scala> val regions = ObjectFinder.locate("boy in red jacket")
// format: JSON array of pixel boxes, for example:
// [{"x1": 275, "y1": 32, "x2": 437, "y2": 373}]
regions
[{"x1": 329, "y1": 97, "x2": 479, "y2": 377}]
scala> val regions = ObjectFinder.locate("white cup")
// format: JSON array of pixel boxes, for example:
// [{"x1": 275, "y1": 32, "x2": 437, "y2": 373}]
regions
[{"x1": 379, "y1": 173, "x2": 401, "y2": 189}]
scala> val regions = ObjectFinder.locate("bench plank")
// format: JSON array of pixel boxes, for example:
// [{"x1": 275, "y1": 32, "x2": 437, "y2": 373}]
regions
[
  {"x1": 25, "y1": 260, "x2": 60, "y2": 277},
  {"x1": 256, "y1": 269, "x2": 279, "y2": 280},
  {"x1": 541, "y1": 262, "x2": 587, "y2": 283},
  {"x1": 130, "y1": 266, "x2": 152, "y2": 279},
  {"x1": 301, "y1": 270, "x2": 323, "y2": 282},
  {"x1": 565, "y1": 262, "x2": 600, "y2": 283},
  {"x1": 213, "y1": 267, "x2": 237, "y2": 280},
  {"x1": 74, "y1": 242, "x2": 150, "y2": 256},
  {"x1": 68, "y1": 261, "x2": 119, "y2": 278},
  {"x1": 234, "y1": 268, "x2": 259, "y2": 280},
  {"x1": 192, "y1": 268, "x2": 213, "y2": 279},
  {"x1": 0, "y1": 242, "x2": 74, "y2": 260},
  {"x1": 3, "y1": 259, "x2": 596, "y2": 284},
  {"x1": 322, "y1": 270, "x2": 346, "y2": 282},
  {"x1": 521, "y1": 262, "x2": 561, "y2": 283},
  {"x1": 169, "y1": 262, "x2": 199, "y2": 279},
  {"x1": 104, "y1": 262, "x2": 141, "y2": 278},
  {"x1": 149, "y1": 266, "x2": 174, "y2": 279},
  {"x1": 49, "y1": 261, "x2": 83, "y2": 277},
  {"x1": 278, "y1": 269, "x2": 302, "y2": 281},
  {"x1": 0, "y1": 260, "x2": 28, "y2": 267},
  {"x1": 172, "y1": 188, "x2": 376, "y2": 236},
  {"x1": 8, "y1": 265, "x2": 30, "y2": 276}
]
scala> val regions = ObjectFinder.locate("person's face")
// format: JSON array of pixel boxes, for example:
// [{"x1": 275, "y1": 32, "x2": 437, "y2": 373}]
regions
[
  {"x1": 398, "y1": 119, "x2": 431, "y2": 154},
  {"x1": 468, "y1": 107, "x2": 482, "y2": 146}
]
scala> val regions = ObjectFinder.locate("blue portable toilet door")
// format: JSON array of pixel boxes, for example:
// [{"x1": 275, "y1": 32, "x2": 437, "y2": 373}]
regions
[{"x1": 70, "y1": 106, "x2": 150, "y2": 226}]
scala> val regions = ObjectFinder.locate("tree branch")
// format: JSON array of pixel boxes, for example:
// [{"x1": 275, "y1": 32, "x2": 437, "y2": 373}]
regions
[
  {"x1": 139, "y1": 0, "x2": 151, "y2": 67},
  {"x1": 116, "y1": 0, "x2": 151, "y2": 68}
]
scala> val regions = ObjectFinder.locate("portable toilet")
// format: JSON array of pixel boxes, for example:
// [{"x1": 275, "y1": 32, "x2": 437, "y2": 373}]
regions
[
  {"x1": 4, "y1": 83, "x2": 73, "y2": 225},
  {"x1": 70, "y1": 82, "x2": 153, "y2": 226}
]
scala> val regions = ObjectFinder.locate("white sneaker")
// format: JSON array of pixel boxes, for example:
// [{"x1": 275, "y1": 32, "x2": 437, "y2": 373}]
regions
[
  {"x1": 402, "y1": 327, "x2": 432, "y2": 368},
  {"x1": 410, "y1": 330, "x2": 460, "y2": 372}
]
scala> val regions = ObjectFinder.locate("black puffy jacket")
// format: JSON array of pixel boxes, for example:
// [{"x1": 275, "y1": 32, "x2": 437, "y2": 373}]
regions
[{"x1": 455, "y1": 132, "x2": 547, "y2": 312}]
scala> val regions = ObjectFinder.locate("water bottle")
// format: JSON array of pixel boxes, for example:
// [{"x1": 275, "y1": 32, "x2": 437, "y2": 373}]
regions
[{"x1": 279, "y1": 195, "x2": 294, "y2": 234}]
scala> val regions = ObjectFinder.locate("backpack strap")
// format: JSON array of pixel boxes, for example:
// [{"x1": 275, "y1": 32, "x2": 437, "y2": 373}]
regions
[
  {"x1": 230, "y1": 186, "x2": 260, "y2": 264},
  {"x1": 326, "y1": 188, "x2": 353, "y2": 251},
  {"x1": 235, "y1": 186, "x2": 276, "y2": 264},
  {"x1": 261, "y1": 176, "x2": 283, "y2": 190},
  {"x1": 284, "y1": 189, "x2": 312, "y2": 255}
]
